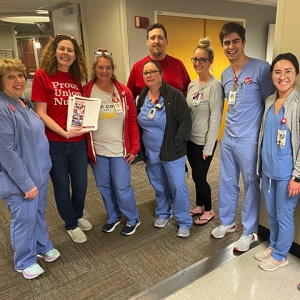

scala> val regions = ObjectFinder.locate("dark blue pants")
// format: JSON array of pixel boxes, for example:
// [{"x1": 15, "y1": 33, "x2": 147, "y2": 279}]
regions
[{"x1": 49, "y1": 140, "x2": 88, "y2": 230}]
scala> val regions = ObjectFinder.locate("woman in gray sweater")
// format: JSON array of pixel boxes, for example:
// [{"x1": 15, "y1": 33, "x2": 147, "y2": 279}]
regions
[{"x1": 186, "y1": 37, "x2": 224, "y2": 226}]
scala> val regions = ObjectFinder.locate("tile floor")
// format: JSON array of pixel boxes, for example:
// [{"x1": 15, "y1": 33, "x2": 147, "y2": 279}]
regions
[{"x1": 165, "y1": 242, "x2": 300, "y2": 300}]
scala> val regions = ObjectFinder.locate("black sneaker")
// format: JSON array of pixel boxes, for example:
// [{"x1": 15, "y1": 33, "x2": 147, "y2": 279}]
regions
[
  {"x1": 121, "y1": 221, "x2": 141, "y2": 236},
  {"x1": 102, "y1": 220, "x2": 121, "y2": 233}
]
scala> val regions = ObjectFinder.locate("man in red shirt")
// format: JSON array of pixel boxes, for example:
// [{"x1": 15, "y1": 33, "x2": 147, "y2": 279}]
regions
[{"x1": 127, "y1": 23, "x2": 190, "y2": 99}]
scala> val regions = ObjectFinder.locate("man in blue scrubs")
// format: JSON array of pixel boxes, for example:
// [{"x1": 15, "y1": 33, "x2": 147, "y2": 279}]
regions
[{"x1": 211, "y1": 22, "x2": 275, "y2": 251}]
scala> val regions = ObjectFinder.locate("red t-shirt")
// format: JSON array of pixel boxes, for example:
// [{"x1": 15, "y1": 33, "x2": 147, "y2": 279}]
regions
[
  {"x1": 31, "y1": 69, "x2": 84, "y2": 142},
  {"x1": 127, "y1": 54, "x2": 191, "y2": 100}
]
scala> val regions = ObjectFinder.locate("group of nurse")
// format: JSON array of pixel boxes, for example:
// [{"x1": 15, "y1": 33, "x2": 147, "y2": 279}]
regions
[{"x1": 1, "y1": 27, "x2": 300, "y2": 282}]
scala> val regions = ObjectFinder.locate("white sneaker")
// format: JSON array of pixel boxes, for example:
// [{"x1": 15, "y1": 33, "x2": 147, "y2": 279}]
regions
[
  {"x1": 211, "y1": 223, "x2": 236, "y2": 239},
  {"x1": 177, "y1": 228, "x2": 190, "y2": 238},
  {"x1": 259, "y1": 256, "x2": 288, "y2": 271},
  {"x1": 67, "y1": 227, "x2": 87, "y2": 243},
  {"x1": 37, "y1": 248, "x2": 61, "y2": 262},
  {"x1": 234, "y1": 233, "x2": 256, "y2": 252},
  {"x1": 17, "y1": 263, "x2": 45, "y2": 279},
  {"x1": 78, "y1": 217, "x2": 92, "y2": 231},
  {"x1": 254, "y1": 247, "x2": 272, "y2": 261},
  {"x1": 154, "y1": 215, "x2": 172, "y2": 228}
]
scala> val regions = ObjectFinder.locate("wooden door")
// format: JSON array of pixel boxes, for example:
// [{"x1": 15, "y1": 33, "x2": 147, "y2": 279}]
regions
[
  {"x1": 157, "y1": 15, "x2": 205, "y2": 81},
  {"x1": 157, "y1": 14, "x2": 244, "y2": 141},
  {"x1": 17, "y1": 39, "x2": 36, "y2": 77}
]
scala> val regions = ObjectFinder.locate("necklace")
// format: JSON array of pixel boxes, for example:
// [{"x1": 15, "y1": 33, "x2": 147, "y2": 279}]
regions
[{"x1": 148, "y1": 91, "x2": 160, "y2": 103}]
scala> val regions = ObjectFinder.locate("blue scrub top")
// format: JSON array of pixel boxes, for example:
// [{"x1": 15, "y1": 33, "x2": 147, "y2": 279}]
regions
[
  {"x1": 25, "y1": 108, "x2": 52, "y2": 184},
  {"x1": 261, "y1": 105, "x2": 293, "y2": 180},
  {"x1": 137, "y1": 95, "x2": 166, "y2": 164},
  {"x1": 222, "y1": 58, "x2": 275, "y2": 139}
]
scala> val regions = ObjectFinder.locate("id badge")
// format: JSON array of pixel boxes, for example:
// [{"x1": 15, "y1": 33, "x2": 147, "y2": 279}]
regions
[
  {"x1": 277, "y1": 129, "x2": 286, "y2": 148},
  {"x1": 147, "y1": 107, "x2": 156, "y2": 119},
  {"x1": 228, "y1": 91, "x2": 236, "y2": 105},
  {"x1": 113, "y1": 102, "x2": 123, "y2": 113}
]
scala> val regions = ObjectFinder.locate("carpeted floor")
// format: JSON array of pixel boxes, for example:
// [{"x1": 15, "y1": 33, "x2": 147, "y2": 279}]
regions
[{"x1": 0, "y1": 144, "x2": 245, "y2": 300}]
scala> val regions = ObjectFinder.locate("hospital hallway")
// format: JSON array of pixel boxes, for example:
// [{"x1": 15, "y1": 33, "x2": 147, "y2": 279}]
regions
[{"x1": 1, "y1": 82, "x2": 300, "y2": 299}]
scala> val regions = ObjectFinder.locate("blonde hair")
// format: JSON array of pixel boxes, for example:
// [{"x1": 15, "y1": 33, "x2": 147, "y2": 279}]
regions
[
  {"x1": 195, "y1": 37, "x2": 214, "y2": 61},
  {"x1": 90, "y1": 53, "x2": 116, "y2": 80},
  {"x1": 0, "y1": 58, "x2": 26, "y2": 91}
]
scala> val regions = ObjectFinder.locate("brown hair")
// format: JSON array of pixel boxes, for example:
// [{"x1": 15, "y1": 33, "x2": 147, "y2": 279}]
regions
[
  {"x1": 143, "y1": 59, "x2": 163, "y2": 73},
  {"x1": 39, "y1": 35, "x2": 88, "y2": 83}
]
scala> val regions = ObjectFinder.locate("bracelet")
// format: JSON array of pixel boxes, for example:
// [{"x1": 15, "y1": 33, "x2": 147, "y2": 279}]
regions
[{"x1": 66, "y1": 132, "x2": 69, "y2": 139}]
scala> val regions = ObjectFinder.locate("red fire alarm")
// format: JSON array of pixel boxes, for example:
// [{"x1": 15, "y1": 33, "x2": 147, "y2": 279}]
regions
[{"x1": 134, "y1": 16, "x2": 149, "y2": 29}]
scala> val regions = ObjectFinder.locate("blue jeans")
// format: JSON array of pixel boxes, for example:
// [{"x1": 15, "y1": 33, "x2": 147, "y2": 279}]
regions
[{"x1": 49, "y1": 140, "x2": 88, "y2": 230}]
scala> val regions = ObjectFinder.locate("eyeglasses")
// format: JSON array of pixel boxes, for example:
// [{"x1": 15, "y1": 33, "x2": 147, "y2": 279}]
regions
[
  {"x1": 272, "y1": 69, "x2": 295, "y2": 79},
  {"x1": 143, "y1": 70, "x2": 160, "y2": 77},
  {"x1": 55, "y1": 33, "x2": 77, "y2": 40},
  {"x1": 191, "y1": 57, "x2": 210, "y2": 64}
]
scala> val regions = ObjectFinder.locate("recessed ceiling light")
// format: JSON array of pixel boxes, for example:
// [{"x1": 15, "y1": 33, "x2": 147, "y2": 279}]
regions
[{"x1": 1, "y1": 16, "x2": 49, "y2": 24}]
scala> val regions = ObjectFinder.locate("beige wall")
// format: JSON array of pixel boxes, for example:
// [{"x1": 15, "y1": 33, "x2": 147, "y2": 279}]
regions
[
  {"x1": 259, "y1": 0, "x2": 300, "y2": 244},
  {"x1": 0, "y1": 25, "x2": 18, "y2": 58}
]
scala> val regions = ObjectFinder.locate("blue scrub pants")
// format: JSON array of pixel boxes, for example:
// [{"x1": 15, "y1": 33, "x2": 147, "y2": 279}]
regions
[
  {"x1": 91, "y1": 155, "x2": 140, "y2": 226},
  {"x1": 4, "y1": 182, "x2": 53, "y2": 270},
  {"x1": 145, "y1": 156, "x2": 192, "y2": 229},
  {"x1": 49, "y1": 140, "x2": 88, "y2": 230},
  {"x1": 262, "y1": 173, "x2": 299, "y2": 261},
  {"x1": 218, "y1": 133, "x2": 260, "y2": 235}
]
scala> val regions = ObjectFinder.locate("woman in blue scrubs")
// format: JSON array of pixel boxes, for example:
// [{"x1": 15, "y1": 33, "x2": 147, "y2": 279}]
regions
[
  {"x1": 0, "y1": 58, "x2": 60, "y2": 279},
  {"x1": 137, "y1": 60, "x2": 192, "y2": 238},
  {"x1": 256, "y1": 53, "x2": 300, "y2": 271}
]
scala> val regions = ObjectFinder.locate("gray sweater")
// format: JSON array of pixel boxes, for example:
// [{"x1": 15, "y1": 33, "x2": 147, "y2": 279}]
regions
[
  {"x1": 186, "y1": 76, "x2": 224, "y2": 155},
  {"x1": 257, "y1": 88, "x2": 300, "y2": 178}
]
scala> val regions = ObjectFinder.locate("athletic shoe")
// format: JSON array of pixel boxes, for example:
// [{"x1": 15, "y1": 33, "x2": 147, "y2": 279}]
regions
[
  {"x1": 37, "y1": 248, "x2": 61, "y2": 262},
  {"x1": 154, "y1": 215, "x2": 172, "y2": 228},
  {"x1": 211, "y1": 223, "x2": 237, "y2": 239},
  {"x1": 177, "y1": 228, "x2": 190, "y2": 238},
  {"x1": 121, "y1": 221, "x2": 141, "y2": 236},
  {"x1": 17, "y1": 263, "x2": 44, "y2": 279},
  {"x1": 67, "y1": 227, "x2": 87, "y2": 243},
  {"x1": 233, "y1": 233, "x2": 256, "y2": 252},
  {"x1": 259, "y1": 256, "x2": 288, "y2": 271},
  {"x1": 78, "y1": 217, "x2": 92, "y2": 231},
  {"x1": 254, "y1": 247, "x2": 272, "y2": 261},
  {"x1": 102, "y1": 220, "x2": 121, "y2": 233}
]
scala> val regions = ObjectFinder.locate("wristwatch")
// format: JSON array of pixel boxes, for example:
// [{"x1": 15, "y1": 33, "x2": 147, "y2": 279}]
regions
[{"x1": 292, "y1": 176, "x2": 300, "y2": 183}]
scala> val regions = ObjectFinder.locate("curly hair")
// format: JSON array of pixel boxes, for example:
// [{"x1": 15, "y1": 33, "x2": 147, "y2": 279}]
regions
[
  {"x1": 39, "y1": 35, "x2": 88, "y2": 83},
  {"x1": 0, "y1": 58, "x2": 26, "y2": 91}
]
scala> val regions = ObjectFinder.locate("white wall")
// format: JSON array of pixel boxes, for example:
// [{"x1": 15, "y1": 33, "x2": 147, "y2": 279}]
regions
[
  {"x1": 125, "y1": 0, "x2": 277, "y2": 69},
  {"x1": 0, "y1": 0, "x2": 277, "y2": 84},
  {"x1": 80, "y1": 0, "x2": 129, "y2": 83}
]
